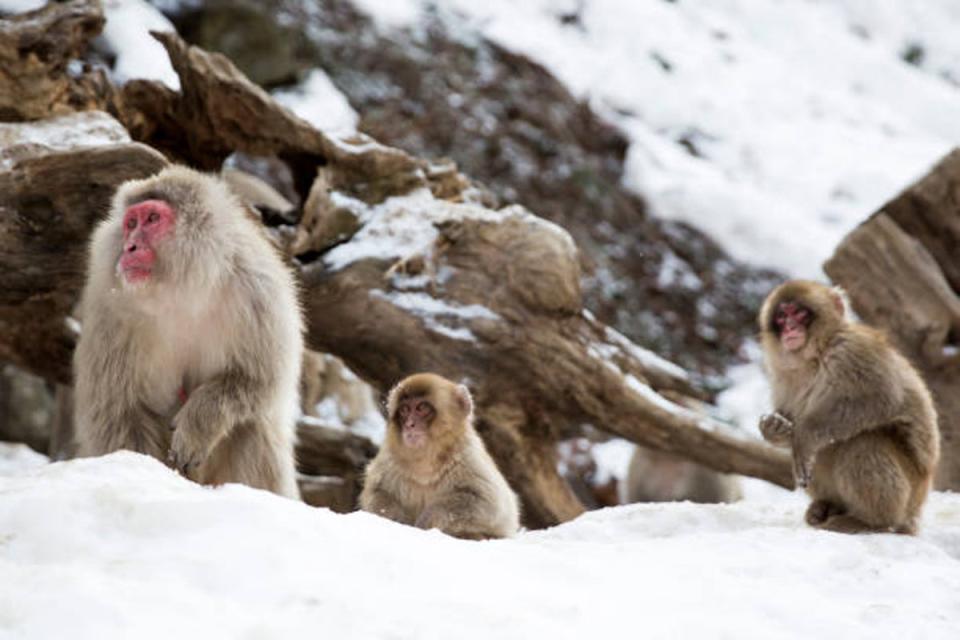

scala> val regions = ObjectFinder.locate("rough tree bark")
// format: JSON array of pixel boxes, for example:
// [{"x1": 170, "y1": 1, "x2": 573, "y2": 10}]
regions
[
  {"x1": 825, "y1": 150, "x2": 960, "y2": 489},
  {"x1": 0, "y1": 5, "x2": 792, "y2": 528}
]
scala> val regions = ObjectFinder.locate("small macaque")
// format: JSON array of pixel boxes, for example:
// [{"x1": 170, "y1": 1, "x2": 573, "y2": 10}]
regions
[
  {"x1": 360, "y1": 373, "x2": 520, "y2": 539},
  {"x1": 73, "y1": 166, "x2": 303, "y2": 498},
  {"x1": 758, "y1": 280, "x2": 940, "y2": 534}
]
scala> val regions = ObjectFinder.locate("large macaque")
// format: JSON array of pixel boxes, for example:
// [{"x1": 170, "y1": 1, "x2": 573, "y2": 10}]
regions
[
  {"x1": 758, "y1": 280, "x2": 939, "y2": 534},
  {"x1": 73, "y1": 166, "x2": 303, "y2": 498},
  {"x1": 360, "y1": 373, "x2": 520, "y2": 539}
]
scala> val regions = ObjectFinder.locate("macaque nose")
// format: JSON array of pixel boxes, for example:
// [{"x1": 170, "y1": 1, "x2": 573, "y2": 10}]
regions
[{"x1": 125, "y1": 240, "x2": 138, "y2": 253}]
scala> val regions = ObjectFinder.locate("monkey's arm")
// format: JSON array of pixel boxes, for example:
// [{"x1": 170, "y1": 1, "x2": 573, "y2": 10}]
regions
[
  {"x1": 791, "y1": 339, "x2": 903, "y2": 485},
  {"x1": 419, "y1": 484, "x2": 498, "y2": 539},
  {"x1": 169, "y1": 367, "x2": 266, "y2": 475},
  {"x1": 362, "y1": 485, "x2": 413, "y2": 524}
]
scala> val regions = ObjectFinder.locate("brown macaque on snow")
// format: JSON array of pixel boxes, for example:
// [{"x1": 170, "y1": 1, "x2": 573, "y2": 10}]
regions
[
  {"x1": 758, "y1": 280, "x2": 939, "y2": 534},
  {"x1": 360, "y1": 373, "x2": 520, "y2": 539},
  {"x1": 73, "y1": 166, "x2": 303, "y2": 498}
]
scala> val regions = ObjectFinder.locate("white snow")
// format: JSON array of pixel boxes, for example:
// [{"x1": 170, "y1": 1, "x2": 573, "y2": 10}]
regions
[
  {"x1": 98, "y1": 0, "x2": 180, "y2": 90},
  {"x1": 371, "y1": 289, "x2": 501, "y2": 342},
  {"x1": 1, "y1": 450, "x2": 959, "y2": 639},
  {"x1": 0, "y1": 111, "x2": 131, "y2": 170},
  {"x1": 273, "y1": 68, "x2": 360, "y2": 134},
  {"x1": 0, "y1": 0, "x2": 42, "y2": 13},
  {"x1": 0, "y1": 442, "x2": 47, "y2": 476},
  {"x1": 323, "y1": 189, "x2": 554, "y2": 271},
  {"x1": 353, "y1": 0, "x2": 960, "y2": 278}
]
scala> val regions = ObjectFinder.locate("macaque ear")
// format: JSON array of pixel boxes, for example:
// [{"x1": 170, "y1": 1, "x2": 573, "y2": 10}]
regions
[
  {"x1": 830, "y1": 286, "x2": 848, "y2": 317},
  {"x1": 454, "y1": 384, "x2": 474, "y2": 416}
]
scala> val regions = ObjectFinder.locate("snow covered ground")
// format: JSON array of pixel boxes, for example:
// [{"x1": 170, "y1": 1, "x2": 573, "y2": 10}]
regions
[
  {"x1": 353, "y1": 0, "x2": 960, "y2": 277},
  {"x1": 2, "y1": 448, "x2": 959, "y2": 639}
]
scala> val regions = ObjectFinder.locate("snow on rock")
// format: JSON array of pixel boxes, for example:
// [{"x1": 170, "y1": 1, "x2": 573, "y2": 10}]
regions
[
  {"x1": 0, "y1": 111, "x2": 130, "y2": 170},
  {"x1": 273, "y1": 68, "x2": 360, "y2": 134},
  {"x1": 0, "y1": 0, "x2": 43, "y2": 13},
  {"x1": 353, "y1": 0, "x2": 960, "y2": 277},
  {"x1": 371, "y1": 289, "x2": 501, "y2": 342},
  {"x1": 321, "y1": 189, "x2": 566, "y2": 272},
  {"x1": 1, "y1": 451, "x2": 958, "y2": 638},
  {"x1": 98, "y1": 0, "x2": 180, "y2": 90}
]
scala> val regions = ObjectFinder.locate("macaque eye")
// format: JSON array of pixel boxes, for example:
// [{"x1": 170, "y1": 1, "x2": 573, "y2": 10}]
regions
[
  {"x1": 126, "y1": 217, "x2": 137, "y2": 230},
  {"x1": 147, "y1": 211, "x2": 160, "y2": 224},
  {"x1": 416, "y1": 401, "x2": 430, "y2": 414}
]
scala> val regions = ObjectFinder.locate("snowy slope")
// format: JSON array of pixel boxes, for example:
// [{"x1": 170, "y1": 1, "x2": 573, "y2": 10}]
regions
[
  {"x1": 351, "y1": 0, "x2": 960, "y2": 277},
  {"x1": 2, "y1": 450, "x2": 959, "y2": 639}
]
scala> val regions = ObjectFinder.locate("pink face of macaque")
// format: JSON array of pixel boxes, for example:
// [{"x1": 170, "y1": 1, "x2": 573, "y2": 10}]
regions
[
  {"x1": 395, "y1": 396, "x2": 436, "y2": 448},
  {"x1": 774, "y1": 301, "x2": 813, "y2": 352},
  {"x1": 118, "y1": 199, "x2": 176, "y2": 283}
]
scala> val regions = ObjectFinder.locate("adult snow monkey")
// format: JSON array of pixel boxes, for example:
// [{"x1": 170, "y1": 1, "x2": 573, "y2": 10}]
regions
[
  {"x1": 360, "y1": 373, "x2": 520, "y2": 539},
  {"x1": 73, "y1": 166, "x2": 303, "y2": 498},
  {"x1": 758, "y1": 280, "x2": 939, "y2": 534}
]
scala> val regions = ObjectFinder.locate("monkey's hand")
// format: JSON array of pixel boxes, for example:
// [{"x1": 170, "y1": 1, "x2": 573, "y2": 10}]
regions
[
  {"x1": 168, "y1": 422, "x2": 212, "y2": 479},
  {"x1": 759, "y1": 411, "x2": 794, "y2": 447},
  {"x1": 168, "y1": 400, "x2": 226, "y2": 479},
  {"x1": 414, "y1": 506, "x2": 436, "y2": 530}
]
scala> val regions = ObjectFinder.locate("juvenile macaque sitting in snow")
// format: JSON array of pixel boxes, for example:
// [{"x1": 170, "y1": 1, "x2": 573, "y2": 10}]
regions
[{"x1": 360, "y1": 373, "x2": 520, "y2": 539}]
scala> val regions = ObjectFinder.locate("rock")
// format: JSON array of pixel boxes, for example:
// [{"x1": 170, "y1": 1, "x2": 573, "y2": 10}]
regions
[
  {"x1": 0, "y1": 0, "x2": 114, "y2": 121},
  {"x1": 0, "y1": 111, "x2": 168, "y2": 383},
  {"x1": 0, "y1": 364, "x2": 54, "y2": 454},
  {"x1": 825, "y1": 149, "x2": 960, "y2": 489}
]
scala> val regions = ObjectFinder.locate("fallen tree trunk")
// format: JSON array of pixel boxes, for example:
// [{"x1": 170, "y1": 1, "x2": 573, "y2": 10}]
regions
[{"x1": 825, "y1": 150, "x2": 960, "y2": 489}]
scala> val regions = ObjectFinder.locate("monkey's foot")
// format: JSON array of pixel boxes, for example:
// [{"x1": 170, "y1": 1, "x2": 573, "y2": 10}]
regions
[
  {"x1": 816, "y1": 514, "x2": 890, "y2": 535},
  {"x1": 804, "y1": 500, "x2": 844, "y2": 526}
]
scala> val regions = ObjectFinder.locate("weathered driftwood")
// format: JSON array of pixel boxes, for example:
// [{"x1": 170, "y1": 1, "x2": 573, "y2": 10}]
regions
[
  {"x1": 296, "y1": 420, "x2": 377, "y2": 512},
  {"x1": 825, "y1": 149, "x2": 960, "y2": 489},
  {"x1": 0, "y1": 23, "x2": 793, "y2": 526},
  {"x1": 0, "y1": 0, "x2": 114, "y2": 121}
]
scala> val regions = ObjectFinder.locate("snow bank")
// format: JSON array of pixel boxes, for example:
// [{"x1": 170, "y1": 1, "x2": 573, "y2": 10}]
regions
[
  {"x1": 273, "y1": 68, "x2": 359, "y2": 134},
  {"x1": 2, "y1": 449, "x2": 958, "y2": 639}
]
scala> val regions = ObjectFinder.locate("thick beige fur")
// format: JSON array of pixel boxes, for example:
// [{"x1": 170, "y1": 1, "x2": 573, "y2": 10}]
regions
[
  {"x1": 73, "y1": 166, "x2": 303, "y2": 498},
  {"x1": 360, "y1": 373, "x2": 520, "y2": 539}
]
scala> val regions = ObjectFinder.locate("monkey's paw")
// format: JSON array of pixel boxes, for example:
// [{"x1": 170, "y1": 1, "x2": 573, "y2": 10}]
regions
[
  {"x1": 759, "y1": 411, "x2": 794, "y2": 445},
  {"x1": 168, "y1": 427, "x2": 210, "y2": 478}
]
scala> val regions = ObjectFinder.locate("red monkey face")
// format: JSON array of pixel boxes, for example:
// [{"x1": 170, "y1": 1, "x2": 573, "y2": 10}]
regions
[
  {"x1": 394, "y1": 396, "x2": 436, "y2": 449},
  {"x1": 773, "y1": 300, "x2": 813, "y2": 352},
  {"x1": 118, "y1": 199, "x2": 176, "y2": 283}
]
